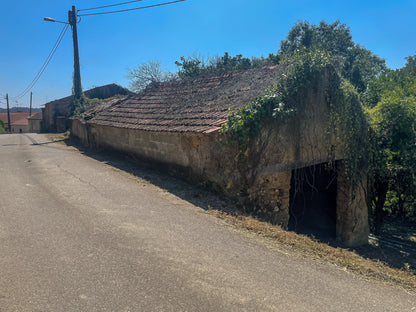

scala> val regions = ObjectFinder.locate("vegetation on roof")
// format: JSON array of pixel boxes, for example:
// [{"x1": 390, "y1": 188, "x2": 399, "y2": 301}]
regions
[{"x1": 70, "y1": 84, "x2": 131, "y2": 116}]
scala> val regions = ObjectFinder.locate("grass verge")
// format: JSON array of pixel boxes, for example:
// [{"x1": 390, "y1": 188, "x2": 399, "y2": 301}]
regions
[
  {"x1": 207, "y1": 209, "x2": 416, "y2": 293},
  {"x1": 47, "y1": 131, "x2": 71, "y2": 142}
]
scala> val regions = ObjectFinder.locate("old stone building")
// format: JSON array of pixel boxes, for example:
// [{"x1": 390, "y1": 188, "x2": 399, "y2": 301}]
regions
[
  {"x1": 28, "y1": 112, "x2": 43, "y2": 133},
  {"x1": 71, "y1": 65, "x2": 369, "y2": 247},
  {"x1": 43, "y1": 84, "x2": 131, "y2": 132}
]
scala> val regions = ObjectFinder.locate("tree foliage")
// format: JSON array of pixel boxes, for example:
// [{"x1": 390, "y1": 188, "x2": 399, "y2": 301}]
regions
[
  {"x1": 174, "y1": 52, "x2": 281, "y2": 79},
  {"x1": 175, "y1": 56, "x2": 204, "y2": 79},
  {"x1": 279, "y1": 20, "x2": 354, "y2": 59},
  {"x1": 364, "y1": 53, "x2": 416, "y2": 107},
  {"x1": 0, "y1": 119, "x2": 6, "y2": 134},
  {"x1": 128, "y1": 61, "x2": 173, "y2": 93},
  {"x1": 370, "y1": 94, "x2": 416, "y2": 220},
  {"x1": 362, "y1": 52, "x2": 416, "y2": 229},
  {"x1": 279, "y1": 20, "x2": 386, "y2": 93}
]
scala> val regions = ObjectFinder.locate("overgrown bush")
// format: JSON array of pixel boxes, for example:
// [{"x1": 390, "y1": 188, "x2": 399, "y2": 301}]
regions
[
  {"x1": 222, "y1": 50, "x2": 369, "y2": 190},
  {"x1": 0, "y1": 119, "x2": 6, "y2": 134},
  {"x1": 71, "y1": 95, "x2": 101, "y2": 116},
  {"x1": 369, "y1": 94, "x2": 416, "y2": 219},
  {"x1": 222, "y1": 50, "x2": 333, "y2": 147}
]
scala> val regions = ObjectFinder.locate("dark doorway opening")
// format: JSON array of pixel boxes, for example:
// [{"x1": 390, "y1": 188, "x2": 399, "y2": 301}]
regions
[{"x1": 288, "y1": 163, "x2": 337, "y2": 241}]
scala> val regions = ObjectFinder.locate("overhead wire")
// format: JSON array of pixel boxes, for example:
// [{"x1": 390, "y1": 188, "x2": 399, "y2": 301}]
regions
[
  {"x1": 11, "y1": 0, "x2": 186, "y2": 100},
  {"x1": 78, "y1": 0, "x2": 186, "y2": 16},
  {"x1": 12, "y1": 24, "x2": 69, "y2": 100},
  {"x1": 78, "y1": 0, "x2": 146, "y2": 12}
]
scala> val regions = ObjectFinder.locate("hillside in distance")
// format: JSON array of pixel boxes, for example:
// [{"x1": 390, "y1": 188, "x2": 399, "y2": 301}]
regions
[{"x1": 0, "y1": 107, "x2": 42, "y2": 113}]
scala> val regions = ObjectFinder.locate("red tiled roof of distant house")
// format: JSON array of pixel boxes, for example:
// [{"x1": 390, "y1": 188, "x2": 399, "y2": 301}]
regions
[{"x1": 0, "y1": 112, "x2": 30, "y2": 126}]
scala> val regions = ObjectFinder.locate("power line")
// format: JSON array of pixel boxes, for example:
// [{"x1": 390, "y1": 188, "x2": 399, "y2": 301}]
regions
[
  {"x1": 78, "y1": 0, "x2": 146, "y2": 12},
  {"x1": 12, "y1": 24, "x2": 69, "y2": 100},
  {"x1": 78, "y1": 0, "x2": 187, "y2": 17}
]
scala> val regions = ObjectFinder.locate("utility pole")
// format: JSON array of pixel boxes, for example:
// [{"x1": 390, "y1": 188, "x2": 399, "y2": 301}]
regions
[
  {"x1": 68, "y1": 5, "x2": 82, "y2": 101},
  {"x1": 6, "y1": 94, "x2": 11, "y2": 133},
  {"x1": 29, "y1": 92, "x2": 32, "y2": 116}
]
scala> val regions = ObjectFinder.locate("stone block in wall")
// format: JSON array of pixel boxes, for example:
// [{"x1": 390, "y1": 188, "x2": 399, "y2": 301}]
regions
[
  {"x1": 247, "y1": 171, "x2": 292, "y2": 228},
  {"x1": 336, "y1": 162, "x2": 369, "y2": 247}
]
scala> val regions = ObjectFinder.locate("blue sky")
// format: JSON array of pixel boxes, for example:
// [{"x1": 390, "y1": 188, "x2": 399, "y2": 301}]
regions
[{"x1": 1, "y1": 0, "x2": 415, "y2": 108}]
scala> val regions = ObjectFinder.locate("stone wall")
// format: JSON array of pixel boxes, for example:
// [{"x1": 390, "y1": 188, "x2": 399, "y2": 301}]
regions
[
  {"x1": 43, "y1": 99, "x2": 71, "y2": 132},
  {"x1": 28, "y1": 119, "x2": 41, "y2": 133},
  {"x1": 336, "y1": 162, "x2": 370, "y2": 246}
]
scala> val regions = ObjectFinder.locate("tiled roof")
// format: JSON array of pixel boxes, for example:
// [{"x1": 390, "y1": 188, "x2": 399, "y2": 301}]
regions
[
  {"x1": 44, "y1": 84, "x2": 131, "y2": 108},
  {"x1": 85, "y1": 65, "x2": 285, "y2": 133},
  {"x1": 27, "y1": 112, "x2": 43, "y2": 120},
  {"x1": 0, "y1": 112, "x2": 30, "y2": 126}
]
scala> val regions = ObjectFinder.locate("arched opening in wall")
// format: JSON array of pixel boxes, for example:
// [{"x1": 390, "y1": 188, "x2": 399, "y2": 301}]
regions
[{"x1": 288, "y1": 162, "x2": 337, "y2": 241}]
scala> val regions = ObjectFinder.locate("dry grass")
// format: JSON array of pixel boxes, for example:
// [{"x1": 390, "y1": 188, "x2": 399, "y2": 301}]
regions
[
  {"x1": 47, "y1": 131, "x2": 71, "y2": 142},
  {"x1": 208, "y1": 209, "x2": 416, "y2": 293}
]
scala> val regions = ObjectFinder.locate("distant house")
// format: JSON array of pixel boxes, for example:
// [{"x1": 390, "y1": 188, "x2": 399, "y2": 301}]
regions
[
  {"x1": 42, "y1": 84, "x2": 131, "y2": 132},
  {"x1": 0, "y1": 112, "x2": 30, "y2": 133},
  {"x1": 28, "y1": 111, "x2": 43, "y2": 133},
  {"x1": 71, "y1": 65, "x2": 370, "y2": 247}
]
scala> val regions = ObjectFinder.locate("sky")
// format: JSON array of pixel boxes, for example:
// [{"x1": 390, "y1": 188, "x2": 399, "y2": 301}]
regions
[{"x1": 1, "y1": 0, "x2": 415, "y2": 109}]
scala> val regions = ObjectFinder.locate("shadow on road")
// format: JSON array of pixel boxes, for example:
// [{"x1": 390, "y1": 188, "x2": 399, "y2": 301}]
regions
[
  {"x1": 354, "y1": 219, "x2": 416, "y2": 274},
  {"x1": 65, "y1": 139, "x2": 236, "y2": 214}
]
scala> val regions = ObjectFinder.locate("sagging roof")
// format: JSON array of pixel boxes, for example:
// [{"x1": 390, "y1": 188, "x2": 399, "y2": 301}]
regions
[{"x1": 83, "y1": 65, "x2": 285, "y2": 133}]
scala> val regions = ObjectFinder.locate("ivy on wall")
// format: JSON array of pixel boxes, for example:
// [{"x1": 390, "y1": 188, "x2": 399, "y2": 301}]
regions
[
  {"x1": 222, "y1": 50, "x2": 333, "y2": 147},
  {"x1": 222, "y1": 50, "x2": 369, "y2": 187},
  {"x1": 327, "y1": 79, "x2": 369, "y2": 186}
]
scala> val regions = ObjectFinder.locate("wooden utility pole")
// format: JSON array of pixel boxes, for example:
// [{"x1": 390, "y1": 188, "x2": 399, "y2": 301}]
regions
[
  {"x1": 68, "y1": 5, "x2": 82, "y2": 101},
  {"x1": 29, "y1": 92, "x2": 32, "y2": 116},
  {"x1": 6, "y1": 94, "x2": 11, "y2": 133}
]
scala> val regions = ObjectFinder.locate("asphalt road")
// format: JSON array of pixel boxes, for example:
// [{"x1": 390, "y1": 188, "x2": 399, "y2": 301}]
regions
[{"x1": 0, "y1": 133, "x2": 415, "y2": 312}]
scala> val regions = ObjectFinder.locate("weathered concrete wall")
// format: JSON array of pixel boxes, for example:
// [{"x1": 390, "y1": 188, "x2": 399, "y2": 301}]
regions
[
  {"x1": 336, "y1": 162, "x2": 370, "y2": 246},
  {"x1": 71, "y1": 119, "x2": 89, "y2": 145},
  {"x1": 71, "y1": 119, "x2": 244, "y2": 195},
  {"x1": 43, "y1": 100, "x2": 71, "y2": 132},
  {"x1": 28, "y1": 119, "x2": 41, "y2": 133},
  {"x1": 10, "y1": 125, "x2": 29, "y2": 133}
]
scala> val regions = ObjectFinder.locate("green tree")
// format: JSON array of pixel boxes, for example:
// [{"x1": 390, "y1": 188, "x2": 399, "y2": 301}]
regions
[
  {"x1": 175, "y1": 55, "x2": 205, "y2": 79},
  {"x1": 404, "y1": 52, "x2": 416, "y2": 74},
  {"x1": 279, "y1": 20, "x2": 386, "y2": 93},
  {"x1": 209, "y1": 52, "x2": 252, "y2": 72},
  {"x1": 364, "y1": 53, "x2": 416, "y2": 107},
  {"x1": 279, "y1": 20, "x2": 354, "y2": 59},
  {"x1": 370, "y1": 94, "x2": 416, "y2": 225},
  {"x1": 0, "y1": 119, "x2": 6, "y2": 134},
  {"x1": 174, "y1": 52, "x2": 281, "y2": 80},
  {"x1": 342, "y1": 45, "x2": 387, "y2": 93}
]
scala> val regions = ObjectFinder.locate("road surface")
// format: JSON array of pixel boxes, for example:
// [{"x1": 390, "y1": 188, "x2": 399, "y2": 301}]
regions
[{"x1": 0, "y1": 133, "x2": 414, "y2": 311}]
